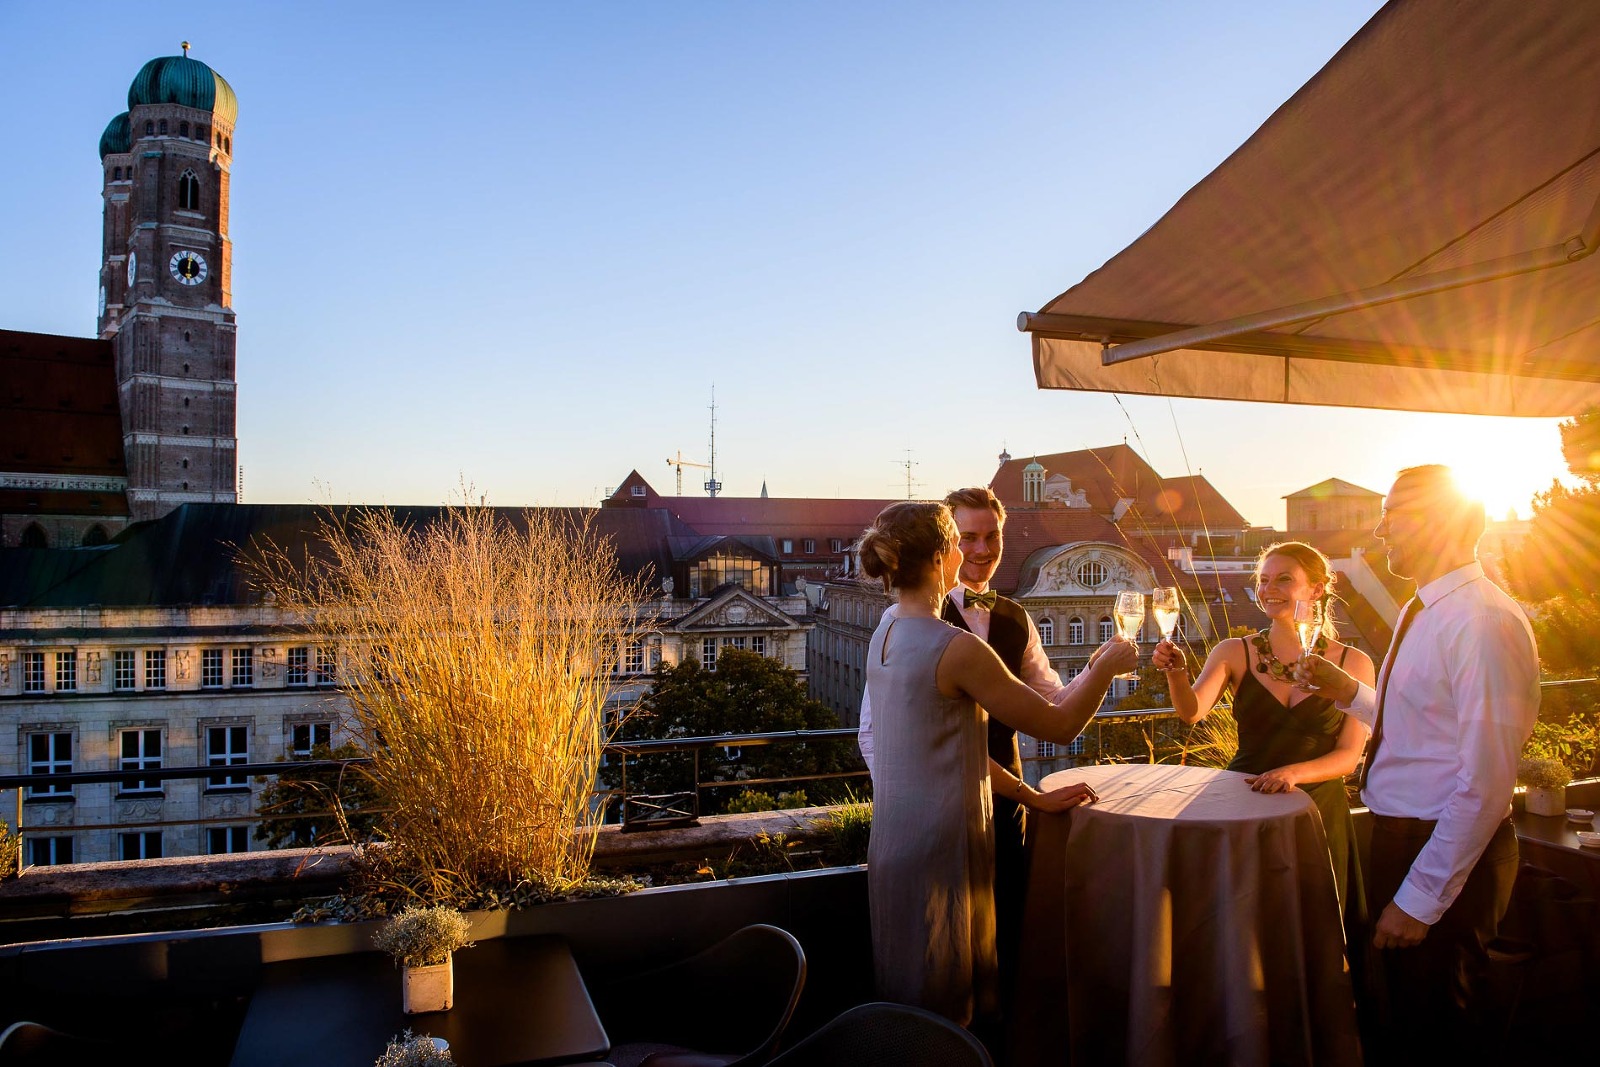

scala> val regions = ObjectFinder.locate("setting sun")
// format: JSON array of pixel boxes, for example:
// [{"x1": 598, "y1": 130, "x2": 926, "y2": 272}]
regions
[{"x1": 1386, "y1": 414, "x2": 1573, "y2": 521}]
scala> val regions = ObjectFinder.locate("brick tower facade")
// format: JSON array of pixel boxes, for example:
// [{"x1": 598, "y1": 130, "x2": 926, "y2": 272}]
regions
[{"x1": 97, "y1": 47, "x2": 238, "y2": 523}]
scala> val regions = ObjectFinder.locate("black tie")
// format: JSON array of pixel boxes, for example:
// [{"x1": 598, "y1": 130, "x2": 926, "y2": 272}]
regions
[{"x1": 1360, "y1": 596, "x2": 1425, "y2": 790}]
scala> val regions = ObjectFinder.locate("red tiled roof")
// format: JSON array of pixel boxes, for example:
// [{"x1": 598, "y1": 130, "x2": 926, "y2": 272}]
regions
[
  {"x1": 0, "y1": 330, "x2": 126, "y2": 478},
  {"x1": 989, "y1": 444, "x2": 1248, "y2": 528}
]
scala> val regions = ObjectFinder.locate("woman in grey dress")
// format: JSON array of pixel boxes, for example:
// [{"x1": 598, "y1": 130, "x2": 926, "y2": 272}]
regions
[{"x1": 859, "y1": 501, "x2": 1100, "y2": 1030}]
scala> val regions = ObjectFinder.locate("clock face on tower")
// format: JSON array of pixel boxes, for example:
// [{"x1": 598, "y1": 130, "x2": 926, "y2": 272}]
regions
[
  {"x1": 126, "y1": 251, "x2": 137, "y2": 288},
  {"x1": 170, "y1": 250, "x2": 208, "y2": 285}
]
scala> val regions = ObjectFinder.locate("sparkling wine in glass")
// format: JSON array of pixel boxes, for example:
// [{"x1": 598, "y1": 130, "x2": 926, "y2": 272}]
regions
[
  {"x1": 1293, "y1": 599, "x2": 1321, "y2": 656},
  {"x1": 1152, "y1": 586, "x2": 1180, "y2": 641},
  {"x1": 1113, "y1": 590, "x2": 1145, "y2": 680},
  {"x1": 1292, "y1": 600, "x2": 1323, "y2": 690}
]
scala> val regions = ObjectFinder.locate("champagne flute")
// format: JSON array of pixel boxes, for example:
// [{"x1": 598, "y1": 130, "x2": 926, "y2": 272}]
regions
[
  {"x1": 1292, "y1": 599, "x2": 1321, "y2": 656},
  {"x1": 1151, "y1": 586, "x2": 1180, "y2": 641},
  {"x1": 1292, "y1": 600, "x2": 1322, "y2": 690},
  {"x1": 1113, "y1": 590, "x2": 1145, "y2": 680}
]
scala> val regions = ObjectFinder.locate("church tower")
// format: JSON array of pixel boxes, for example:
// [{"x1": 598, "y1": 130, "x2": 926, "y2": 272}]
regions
[{"x1": 97, "y1": 45, "x2": 238, "y2": 523}]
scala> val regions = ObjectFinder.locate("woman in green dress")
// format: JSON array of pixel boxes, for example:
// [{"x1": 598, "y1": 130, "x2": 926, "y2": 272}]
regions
[{"x1": 1152, "y1": 541, "x2": 1376, "y2": 925}]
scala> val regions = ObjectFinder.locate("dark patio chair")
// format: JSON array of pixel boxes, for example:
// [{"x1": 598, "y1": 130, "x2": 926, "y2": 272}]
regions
[
  {"x1": 0, "y1": 1021, "x2": 114, "y2": 1067},
  {"x1": 595, "y1": 923, "x2": 806, "y2": 1067},
  {"x1": 763, "y1": 1002, "x2": 994, "y2": 1067}
]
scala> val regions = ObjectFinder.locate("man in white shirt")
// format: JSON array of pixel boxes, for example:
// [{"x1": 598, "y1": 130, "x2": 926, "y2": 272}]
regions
[
  {"x1": 1298, "y1": 465, "x2": 1538, "y2": 1061},
  {"x1": 858, "y1": 487, "x2": 1138, "y2": 994}
]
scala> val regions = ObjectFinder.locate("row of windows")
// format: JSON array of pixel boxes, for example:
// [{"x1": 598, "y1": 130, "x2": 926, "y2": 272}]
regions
[
  {"x1": 14, "y1": 646, "x2": 338, "y2": 694},
  {"x1": 1035, "y1": 613, "x2": 1186, "y2": 646},
  {"x1": 25, "y1": 826, "x2": 250, "y2": 867},
  {"x1": 25, "y1": 721, "x2": 334, "y2": 799},
  {"x1": 778, "y1": 538, "x2": 845, "y2": 555},
  {"x1": 16, "y1": 523, "x2": 109, "y2": 549},
  {"x1": 698, "y1": 634, "x2": 768, "y2": 671},
  {"x1": 130, "y1": 118, "x2": 230, "y2": 153}
]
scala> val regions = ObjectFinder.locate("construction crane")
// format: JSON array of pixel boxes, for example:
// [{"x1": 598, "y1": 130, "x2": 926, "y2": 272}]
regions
[{"x1": 666, "y1": 451, "x2": 710, "y2": 495}]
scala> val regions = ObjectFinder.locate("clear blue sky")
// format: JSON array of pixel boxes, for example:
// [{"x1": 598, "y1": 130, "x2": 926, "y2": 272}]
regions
[{"x1": 0, "y1": 1, "x2": 1571, "y2": 526}]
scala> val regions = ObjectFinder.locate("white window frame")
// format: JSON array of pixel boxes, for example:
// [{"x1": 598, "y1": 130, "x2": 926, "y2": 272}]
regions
[
  {"x1": 202, "y1": 648, "x2": 224, "y2": 688},
  {"x1": 26, "y1": 836, "x2": 74, "y2": 866},
  {"x1": 750, "y1": 635, "x2": 767, "y2": 657},
  {"x1": 114, "y1": 650, "x2": 138, "y2": 691},
  {"x1": 1068, "y1": 617, "x2": 1085, "y2": 645},
  {"x1": 701, "y1": 637, "x2": 717, "y2": 671},
  {"x1": 1038, "y1": 618, "x2": 1054, "y2": 646},
  {"x1": 231, "y1": 647, "x2": 254, "y2": 688},
  {"x1": 22, "y1": 651, "x2": 45, "y2": 693},
  {"x1": 28, "y1": 732, "x2": 73, "y2": 797},
  {"x1": 291, "y1": 721, "x2": 333, "y2": 757},
  {"x1": 145, "y1": 649, "x2": 167, "y2": 690},
  {"x1": 316, "y1": 646, "x2": 338, "y2": 686},
  {"x1": 55, "y1": 650, "x2": 77, "y2": 691},
  {"x1": 206, "y1": 725, "x2": 249, "y2": 789},
  {"x1": 286, "y1": 646, "x2": 310, "y2": 686},
  {"x1": 1098, "y1": 616, "x2": 1114, "y2": 644},
  {"x1": 119, "y1": 728, "x2": 163, "y2": 795},
  {"x1": 206, "y1": 826, "x2": 249, "y2": 854},
  {"x1": 120, "y1": 831, "x2": 163, "y2": 860}
]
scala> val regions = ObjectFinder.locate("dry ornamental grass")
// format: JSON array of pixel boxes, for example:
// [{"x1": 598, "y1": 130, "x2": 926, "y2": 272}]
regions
[{"x1": 251, "y1": 501, "x2": 652, "y2": 905}]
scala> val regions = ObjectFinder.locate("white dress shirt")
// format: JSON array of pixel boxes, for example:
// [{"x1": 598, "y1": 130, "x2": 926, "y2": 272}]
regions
[
  {"x1": 857, "y1": 586, "x2": 1077, "y2": 774},
  {"x1": 1337, "y1": 562, "x2": 1539, "y2": 925}
]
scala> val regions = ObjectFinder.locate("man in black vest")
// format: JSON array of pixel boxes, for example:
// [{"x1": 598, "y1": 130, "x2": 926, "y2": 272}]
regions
[{"x1": 859, "y1": 487, "x2": 1138, "y2": 991}]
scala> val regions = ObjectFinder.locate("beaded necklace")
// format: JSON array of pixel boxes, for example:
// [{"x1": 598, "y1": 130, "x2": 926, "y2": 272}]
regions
[{"x1": 1249, "y1": 627, "x2": 1326, "y2": 683}]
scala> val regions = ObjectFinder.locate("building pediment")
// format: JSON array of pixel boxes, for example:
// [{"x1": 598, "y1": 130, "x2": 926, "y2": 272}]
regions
[
  {"x1": 1017, "y1": 542, "x2": 1155, "y2": 597},
  {"x1": 673, "y1": 586, "x2": 799, "y2": 631}
]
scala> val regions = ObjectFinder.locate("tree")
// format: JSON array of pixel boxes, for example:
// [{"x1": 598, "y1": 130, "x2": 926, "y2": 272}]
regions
[
  {"x1": 254, "y1": 742, "x2": 383, "y2": 849},
  {"x1": 1505, "y1": 408, "x2": 1600, "y2": 774},
  {"x1": 609, "y1": 649, "x2": 855, "y2": 814}
]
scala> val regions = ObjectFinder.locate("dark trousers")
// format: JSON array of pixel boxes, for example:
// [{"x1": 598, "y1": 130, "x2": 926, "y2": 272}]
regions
[{"x1": 1363, "y1": 814, "x2": 1518, "y2": 1065}]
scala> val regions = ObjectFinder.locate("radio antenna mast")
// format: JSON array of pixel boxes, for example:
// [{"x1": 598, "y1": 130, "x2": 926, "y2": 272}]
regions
[{"x1": 704, "y1": 387, "x2": 723, "y2": 498}]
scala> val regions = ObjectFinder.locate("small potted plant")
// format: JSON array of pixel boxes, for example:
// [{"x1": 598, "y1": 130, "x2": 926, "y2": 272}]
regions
[
  {"x1": 373, "y1": 905, "x2": 475, "y2": 1014},
  {"x1": 1517, "y1": 757, "x2": 1571, "y2": 817},
  {"x1": 375, "y1": 1030, "x2": 453, "y2": 1066}
]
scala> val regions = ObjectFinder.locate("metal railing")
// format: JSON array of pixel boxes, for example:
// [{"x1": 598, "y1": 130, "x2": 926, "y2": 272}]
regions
[{"x1": 4, "y1": 677, "x2": 1594, "y2": 864}]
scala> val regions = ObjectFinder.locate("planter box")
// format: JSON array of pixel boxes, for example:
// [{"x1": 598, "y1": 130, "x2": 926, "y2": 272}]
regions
[{"x1": 402, "y1": 959, "x2": 453, "y2": 1013}]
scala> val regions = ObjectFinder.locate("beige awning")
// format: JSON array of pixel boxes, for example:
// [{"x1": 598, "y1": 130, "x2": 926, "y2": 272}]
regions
[{"x1": 1021, "y1": 0, "x2": 1600, "y2": 417}]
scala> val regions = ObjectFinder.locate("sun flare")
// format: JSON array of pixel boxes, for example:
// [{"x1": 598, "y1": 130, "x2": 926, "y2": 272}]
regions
[{"x1": 1388, "y1": 416, "x2": 1571, "y2": 521}]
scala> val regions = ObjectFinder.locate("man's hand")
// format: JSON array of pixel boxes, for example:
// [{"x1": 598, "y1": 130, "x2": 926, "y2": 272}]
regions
[
  {"x1": 1372, "y1": 901, "x2": 1429, "y2": 949},
  {"x1": 1088, "y1": 638, "x2": 1138, "y2": 677},
  {"x1": 1024, "y1": 781, "x2": 1098, "y2": 814},
  {"x1": 1293, "y1": 652, "x2": 1359, "y2": 704}
]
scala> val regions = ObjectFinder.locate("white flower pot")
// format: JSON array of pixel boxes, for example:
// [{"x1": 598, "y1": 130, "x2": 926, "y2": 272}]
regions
[
  {"x1": 402, "y1": 959, "x2": 454, "y2": 1014},
  {"x1": 1525, "y1": 785, "x2": 1566, "y2": 817}
]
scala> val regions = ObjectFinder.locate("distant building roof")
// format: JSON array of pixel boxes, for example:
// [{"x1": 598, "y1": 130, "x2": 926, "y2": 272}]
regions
[
  {"x1": 606, "y1": 473, "x2": 891, "y2": 544},
  {"x1": 990, "y1": 444, "x2": 1248, "y2": 528},
  {"x1": 0, "y1": 503, "x2": 691, "y2": 609},
  {"x1": 1283, "y1": 477, "x2": 1383, "y2": 500}
]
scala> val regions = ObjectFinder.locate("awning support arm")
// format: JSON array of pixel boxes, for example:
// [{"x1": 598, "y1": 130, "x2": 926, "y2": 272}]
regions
[{"x1": 1017, "y1": 189, "x2": 1600, "y2": 367}]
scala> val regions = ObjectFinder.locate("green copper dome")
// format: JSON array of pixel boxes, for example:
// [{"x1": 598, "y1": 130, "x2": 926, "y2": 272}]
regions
[
  {"x1": 127, "y1": 54, "x2": 238, "y2": 125},
  {"x1": 98, "y1": 112, "x2": 132, "y2": 158}
]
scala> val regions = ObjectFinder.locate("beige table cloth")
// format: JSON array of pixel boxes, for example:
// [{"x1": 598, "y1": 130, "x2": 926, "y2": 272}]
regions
[{"x1": 1012, "y1": 764, "x2": 1360, "y2": 1067}]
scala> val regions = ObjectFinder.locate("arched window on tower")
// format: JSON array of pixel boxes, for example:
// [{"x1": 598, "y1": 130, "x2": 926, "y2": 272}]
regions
[
  {"x1": 159, "y1": 119, "x2": 168, "y2": 135},
  {"x1": 81, "y1": 525, "x2": 109, "y2": 547},
  {"x1": 179, "y1": 121, "x2": 189, "y2": 138},
  {"x1": 21, "y1": 523, "x2": 47, "y2": 549},
  {"x1": 145, "y1": 120, "x2": 155, "y2": 136},
  {"x1": 178, "y1": 171, "x2": 201, "y2": 211},
  {"x1": 112, "y1": 166, "x2": 122, "y2": 180}
]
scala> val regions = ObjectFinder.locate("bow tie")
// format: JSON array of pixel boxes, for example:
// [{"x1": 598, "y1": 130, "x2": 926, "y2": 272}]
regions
[{"x1": 963, "y1": 588, "x2": 997, "y2": 612}]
